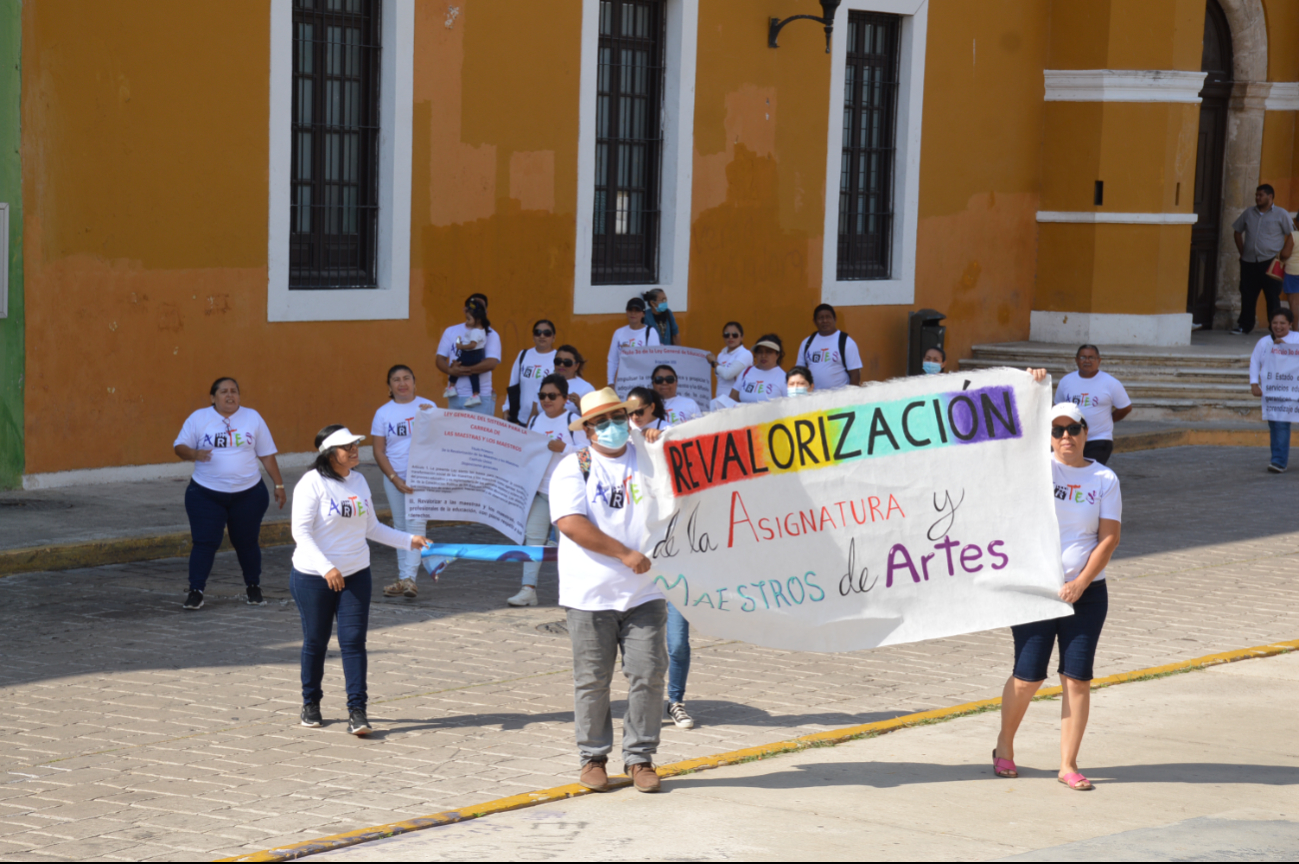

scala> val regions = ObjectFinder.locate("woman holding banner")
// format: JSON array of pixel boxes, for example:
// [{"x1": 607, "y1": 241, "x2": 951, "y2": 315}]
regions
[
  {"x1": 292, "y1": 425, "x2": 431, "y2": 735},
  {"x1": 554, "y1": 345, "x2": 596, "y2": 410},
  {"x1": 508, "y1": 374, "x2": 582, "y2": 607},
  {"x1": 1249, "y1": 308, "x2": 1299, "y2": 472},
  {"x1": 651, "y1": 364, "x2": 701, "y2": 425},
  {"x1": 707, "y1": 322, "x2": 751, "y2": 395},
  {"x1": 730, "y1": 335, "x2": 788, "y2": 404},
  {"x1": 626, "y1": 388, "x2": 671, "y2": 432},
  {"x1": 607, "y1": 297, "x2": 660, "y2": 385},
  {"x1": 372, "y1": 365, "x2": 447, "y2": 600},
  {"x1": 994, "y1": 395, "x2": 1122, "y2": 792}
]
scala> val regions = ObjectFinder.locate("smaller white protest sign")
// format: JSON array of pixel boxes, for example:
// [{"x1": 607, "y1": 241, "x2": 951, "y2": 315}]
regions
[
  {"x1": 613, "y1": 345, "x2": 714, "y2": 408},
  {"x1": 1261, "y1": 342, "x2": 1299, "y2": 422},
  {"x1": 405, "y1": 411, "x2": 552, "y2": 542}
]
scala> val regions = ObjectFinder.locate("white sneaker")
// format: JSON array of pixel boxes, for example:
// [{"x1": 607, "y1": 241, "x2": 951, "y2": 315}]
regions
[
  {"x1": 507, "y1": 586, "x2": 538, "y2": 607},
  {"x1": 668, "y1": 702, "x2": 695, "y2": 729},
  {"x1": 443, "y1": 385, "x2": 457, "y2": 398},
  {"x1": 464, "y1": 395, "x2": 482, "y2": 407}
]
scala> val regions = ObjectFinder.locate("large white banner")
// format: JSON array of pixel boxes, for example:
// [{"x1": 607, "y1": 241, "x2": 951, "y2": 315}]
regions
[
  {"x1": 614, "y1": 345, "x2": 714, "y2": 406},
  {"x1": 1260, "y1": 341, "x2": 1299, "y2": 422},
  {"x1": 406, "y1": 411, "x2": 551, "y2": 542},
  {"x1": 636, "y1": 368, "x2": 1074, "y2": 652}
]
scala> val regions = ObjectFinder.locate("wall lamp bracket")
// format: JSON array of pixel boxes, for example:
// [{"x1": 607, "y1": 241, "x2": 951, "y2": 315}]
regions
[{"x1": 768, "y1": 0, "x2": 842, "y2": 53}]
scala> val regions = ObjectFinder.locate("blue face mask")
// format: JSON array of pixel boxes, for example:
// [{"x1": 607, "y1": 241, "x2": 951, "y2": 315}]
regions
[
  {"x1": 789, "y1": 386, "x2": 809, "y2": 397},
  {"x1": 594, "y1": 419, "x2": 630, "y2": 449},
  {"x1": 922, "y1": 361, "x2": 942, "y2": 375},
  {"x1": 656, "y1": 302, "x2": 669, "y2": 313}
]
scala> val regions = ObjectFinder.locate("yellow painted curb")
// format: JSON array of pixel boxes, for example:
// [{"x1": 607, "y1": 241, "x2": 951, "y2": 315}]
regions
[
  {"x1": 0, "y1": 512, "x2": 469, "y2": 577},
  {"x1": 215, "y1": 637, "x2": 1299, "y2": 863}
]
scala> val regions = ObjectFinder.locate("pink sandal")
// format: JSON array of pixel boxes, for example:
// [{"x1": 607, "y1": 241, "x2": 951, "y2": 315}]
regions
[
  {"x1": 1058, "y1": 772, "x2": 1093, "y2": 790},
  {"x1": 992, "y1": 748, "x2": 1018, "y2": 778}
]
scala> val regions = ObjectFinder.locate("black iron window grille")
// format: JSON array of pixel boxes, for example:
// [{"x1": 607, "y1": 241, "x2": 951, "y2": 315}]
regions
[
  {"x1": 592, "y1": 0, "x2": 666, "y2": 285},
  {"x1": 291, "y1": 0, "x2": 382, "y2": 289},
  {"x1": 838, "y1": 11, "x2": 900, "y2": 281}
]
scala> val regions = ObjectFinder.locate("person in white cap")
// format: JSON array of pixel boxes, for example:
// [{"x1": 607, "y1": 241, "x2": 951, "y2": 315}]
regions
[
  {"x1": 290, "y1": 424, "x2": 431, "y2": 736},
  {"x1": 549, "y1": 387, "x2": 667, "y2": 794},
  {"x1": 730, "y1": 333, "x2": 788, "y2": 403},
  {"x1": 994, "y1": 391, "x2": 1122, "y2": 793}
]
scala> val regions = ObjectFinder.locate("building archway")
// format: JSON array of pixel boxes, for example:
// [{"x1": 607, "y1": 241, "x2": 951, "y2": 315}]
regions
[{"x1": 1213, "y1": 0, "x2": 1270, "y2": 328}]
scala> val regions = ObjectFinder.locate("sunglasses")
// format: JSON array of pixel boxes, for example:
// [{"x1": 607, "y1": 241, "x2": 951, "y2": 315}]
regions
[
  {"x1": 629, "y1": 406, "x2": 649, "y2": 419},
  {"x1": 1051, "y1": 423, "x2": 1085, "y2": 438},
  {"x1": 538, "y1": 392, "x2": 563, "y2": 401},
  {"x1": 653, "y1": 375, "x2": 677, "y2": 385},
  {"x1": 723, "y1": 332, "x2": 741, "y2": 339},
  {"x1": 534, "y1": 329, "x2": 554, "y2": 337},
  {"x1": 554, "y1": 358, "x2": 575, "y2": 368},
  {"x1": 590, "y1": 411, "x2": 628, "y2": 430}
]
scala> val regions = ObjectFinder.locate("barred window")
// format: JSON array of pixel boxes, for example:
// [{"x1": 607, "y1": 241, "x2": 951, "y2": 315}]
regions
[
  {"x1": 592, "y1": 0, "x2": 666, "y2": 285},
  {"x1": 837, "y1": 12, "x2": 900, "y2": 281},
  {"x1": 291, "y1": 0, "x2": 381, "y2": 289}
]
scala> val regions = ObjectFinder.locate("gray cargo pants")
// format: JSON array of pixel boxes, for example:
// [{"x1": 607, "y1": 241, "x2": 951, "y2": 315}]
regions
[{"x1": 566, "y1": 599, "x2": 668, "y2": 768}]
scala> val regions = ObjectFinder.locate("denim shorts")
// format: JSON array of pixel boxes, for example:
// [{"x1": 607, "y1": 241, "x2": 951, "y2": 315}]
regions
[{"x1": 1011, "y1": 580, "x2": 1108, "y2": 682}]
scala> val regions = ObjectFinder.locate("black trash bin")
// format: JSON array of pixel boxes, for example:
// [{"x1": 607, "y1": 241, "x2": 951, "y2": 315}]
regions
[{"x1": 907, "y1": 309, "x2": 947, "y2": 375}]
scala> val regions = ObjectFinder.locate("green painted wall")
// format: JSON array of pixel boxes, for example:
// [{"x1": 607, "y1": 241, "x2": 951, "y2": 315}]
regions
[{"x1": 0, "y1": 0, "x2": 22, "y2": 489}]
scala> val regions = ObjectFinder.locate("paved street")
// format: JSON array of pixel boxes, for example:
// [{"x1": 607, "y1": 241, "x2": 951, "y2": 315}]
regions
[
  {"x1": 312, "y1": 653, "x2": 1299, "y2": 862},
  {"x1": 1, "y1": 445, "x2": 1298, "y2": 861}
]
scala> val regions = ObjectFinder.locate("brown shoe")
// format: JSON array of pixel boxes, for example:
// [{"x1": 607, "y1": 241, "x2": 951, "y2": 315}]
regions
[
  {"x1": 579, "y1": 759, "x2": 610, "y2": 792},
  {"x1": 627, "y1": 762, "x2": 661, "y2": 793}
]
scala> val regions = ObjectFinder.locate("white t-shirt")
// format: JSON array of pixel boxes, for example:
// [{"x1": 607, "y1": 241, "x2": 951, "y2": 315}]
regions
[
  {"x1": 456, "y1": 327, "x2": 487, "y2": 351},
  {"x1": 1250, "y1": 332, "x2": 1299, "y2": 383},
  {"x1": 715, "y1": 345, "x2": 753, "y2": 387},
  {"x1": 1052, "y1": 459, "x2": 1122, "y2": 583},
  {"x1": 735, "y1": 366, "x2": 788, "y2": 403},
  {"x1": 173, "y1": 407, "x2": 277, "y2": 494},
  {"x1": 607, "y1": 325, "x2": 660, "y2": 383},
  {"x1": 509, "y1": 348, "x2": 556, "y2": 421},
  {"x1": 1054, "y1": 371, "x2": 1132, "y2": 442},
  {"x1": 437, "y1": 324, "x2": 503, "y2": 398},
  {"x1": 291, "y1": 470, "x2": 414, "y2": 578},
  {"x1": 799, "y1": 331, "x2": 863, "y2": 390},
  {"x1": 370, "y1": 397, "x2": 438, "y2": 479},
  {"x1": 663, "y1": 394, "x2": 701, "y2": 425},
  {"x1": 567, "y1": 376, "x2": 596, "y2": 400},
  {"x1": 527, "y1": 409, "x2": 583, "y2": 488},
  {"x1": 549, "y1": 446, "x2": 663, "y2": 612}
]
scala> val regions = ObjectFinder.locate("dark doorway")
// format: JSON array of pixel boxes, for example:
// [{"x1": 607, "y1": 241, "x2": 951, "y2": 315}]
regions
[{"x1": 1187, "y1": 0, "x2": 1232, "y2": 329}]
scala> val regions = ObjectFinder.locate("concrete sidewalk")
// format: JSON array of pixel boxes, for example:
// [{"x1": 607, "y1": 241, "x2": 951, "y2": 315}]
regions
[{"x1": 311, "y1": 653, "x2": 1299, "y2": 862}]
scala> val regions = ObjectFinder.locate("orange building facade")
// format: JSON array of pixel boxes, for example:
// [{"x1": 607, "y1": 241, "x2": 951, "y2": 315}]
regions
[{"x1": 6, "y1": 0, "x2": 1299, "y2": 485}]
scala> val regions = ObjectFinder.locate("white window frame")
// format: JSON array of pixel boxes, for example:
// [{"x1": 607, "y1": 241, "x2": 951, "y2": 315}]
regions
[
  {"x1": 572, "y1": 0, "x2": 698, "y2": 315},
  {"x1": 821, "y1": 0, "x2": 928, "y2": 307},
  {"x1": 267, "y1": 0, "x2": 414, "y2": 322},
  {"x1": 0, "y1": 203, "x2": 8, "y2": 319}
]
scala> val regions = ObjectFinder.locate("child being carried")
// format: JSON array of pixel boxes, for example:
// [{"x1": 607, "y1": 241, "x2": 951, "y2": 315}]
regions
[{"x1": 444, "y1": 301, "x2": 491, "y2": 408}]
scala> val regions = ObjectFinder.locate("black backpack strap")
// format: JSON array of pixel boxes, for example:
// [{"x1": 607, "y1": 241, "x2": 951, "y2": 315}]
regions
[
  {"x1": 802, "y1": 333, "x2": 816, "y2": 366},
  {"x1": 838, "y1": 331, "x2": 849, "y2": 368}
]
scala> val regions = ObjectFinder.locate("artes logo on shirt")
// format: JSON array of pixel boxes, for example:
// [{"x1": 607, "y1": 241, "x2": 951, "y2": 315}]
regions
[
  {"x1": 523, "y1": 364, "x2": 548, "y2": 379},
  {"x1": 743, "y1": 381, "x2": 776, "y2": 395},
  {"x1": 328, "y1": 495, "x2": 369, "y2": 518},
  {"x1": 808, "y1": 349, "x2": 842, "y2": 365},
  {"x1": 202, "y1": 428, "x2": 252, "y2": 449},
  {"x1": 1053, "y1": 484, "x2": 1094, "y2": 504},
  {"x1": 387, "y1": 417, "x2": 415, "y2": 438},
  {"x1": 593, "y1": 476, "x2": 642, "y2": 509},
  {"x1": 1069, "y1": 393, "x2": 1099, "y2": 408}
]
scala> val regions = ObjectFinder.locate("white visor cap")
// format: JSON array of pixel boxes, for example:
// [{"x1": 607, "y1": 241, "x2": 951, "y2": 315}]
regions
[
  {"x1": 318, "y1": 428, "x2": 366, "y2": 452},
  {"x1": 1050, "y1": 403, "x2": 1086, "y2": 425}
]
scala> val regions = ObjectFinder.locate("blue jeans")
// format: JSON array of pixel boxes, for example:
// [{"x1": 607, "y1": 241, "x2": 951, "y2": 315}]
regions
[
  {"x1": 1270, "y1": 420, "x2": 1291, "y2": 469},
  {"x1": 290, "y1": 567, "x2": 372, "y2": 710},
  {"x1": 184, "y1": 480, "x2": 269, "y2": 592},
  {"x1": 449, "y1": 393, "x2": 497, "y2": 415},
  {"x1": 1011, "y1": 580, "x2": 1108, "y2": 682},
  {"x1": 666, "y1": 602, "x2": 691, "y2": 703}
]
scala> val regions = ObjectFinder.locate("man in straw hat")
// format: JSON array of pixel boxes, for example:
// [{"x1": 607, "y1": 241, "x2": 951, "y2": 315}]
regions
[{"x1": 549, "y1": 387, "x2": 667, "y2": 794}]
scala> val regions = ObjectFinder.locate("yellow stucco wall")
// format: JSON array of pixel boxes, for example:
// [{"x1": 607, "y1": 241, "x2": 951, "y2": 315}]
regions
[{"x1": 18, "y1": 0, "x2": 1299, "y2": 474}]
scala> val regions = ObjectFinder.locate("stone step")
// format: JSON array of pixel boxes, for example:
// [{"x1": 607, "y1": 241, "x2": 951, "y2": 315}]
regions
[
  {"x1": 967, "y1": 347, "x2": 1250, "y2": 370},
  {"x1": 959, "y1": 358, "x2": 1248, "y2": 384}
]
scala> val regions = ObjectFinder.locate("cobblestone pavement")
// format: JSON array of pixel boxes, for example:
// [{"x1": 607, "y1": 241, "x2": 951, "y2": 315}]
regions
[{"x1": 1, "y1": 446, "x2": 1297, "y2": 861}]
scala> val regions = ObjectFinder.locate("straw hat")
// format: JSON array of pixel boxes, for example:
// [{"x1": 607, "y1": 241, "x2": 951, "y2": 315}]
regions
[{"x1": 569, "y1": 387, "x2": 633, "y2": 431}]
